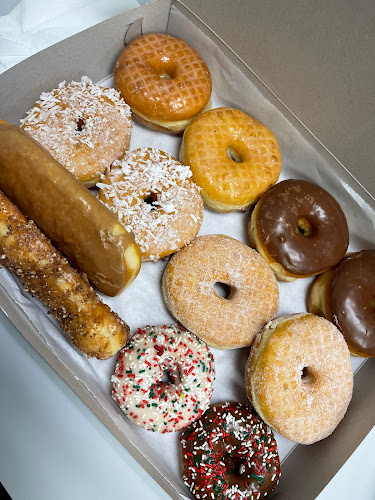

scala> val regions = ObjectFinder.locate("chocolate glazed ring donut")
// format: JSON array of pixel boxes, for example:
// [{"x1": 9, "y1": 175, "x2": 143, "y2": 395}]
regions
[
  {"x1": 180, "y1": 402, "x2": 281, "y2": 500},
  {"x1": 309, "y1": 250, "x2": 375, "y2": 357},
  {"x1": 249, "y1": 179, "x2": 349, "y2": 281}
]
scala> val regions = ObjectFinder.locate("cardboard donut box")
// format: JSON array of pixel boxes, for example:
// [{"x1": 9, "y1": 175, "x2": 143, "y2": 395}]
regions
[{"x1": 0, "y1": 0, "x2": 374, "y2": 498}]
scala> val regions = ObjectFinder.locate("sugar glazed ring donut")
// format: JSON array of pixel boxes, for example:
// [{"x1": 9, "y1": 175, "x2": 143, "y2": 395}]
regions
[
  {"x1": 162, "y1": 234, "x2": 279, "y2": 349},
  {"x1": 181, "y1": 402, "x2": 281, "y2": 500},
  {"x1": 97, "y1": 148, "x2": 203, "y2": 261},
  {"x1": 245, "y1": 313, "x2": 353, "y2": 444},
  {"x1": 309, "y1": 249, "x2": 375, "y2": 357},
  {"x1": 179, "y1": 107, "x2": 282, "y2": 211},
  {"x1": 114, "y1": 33, "x2": 212, "y2": 133},
  {"x1": 20, "y1": 76, "x2": 132, "y2": 188},
  {"x1": 111, "y1": 325, "x2": 215, "y2": 433},
  {"x1": 249, "y1": 179, "x2": 349, "y2": 280}
]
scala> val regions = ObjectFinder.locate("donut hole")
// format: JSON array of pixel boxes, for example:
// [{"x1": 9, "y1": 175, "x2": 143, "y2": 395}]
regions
[
  {"x1": 160, "y1": 362, "x2": 181, "y2": 386},
  {"x1": 223, "y1": 453, "x2": 247, "y2": 479},
  {"x1": 227, "y1": 146, "x2": 243, "y2": 163},
  {"x1": 151, "y1": 59, "x2": 177, "y2": 80},
  {"x1": 144, "y1": 192, "x2": 159, "y2": 210},
  {"x1": 161, "y1": 370, "x2": 174, "y2": 384},
  {"x1": 214, "y1": 282, "x2": 233, "y2": 299},
  {"x1": 300, "y1": 366, "x2": 313, "y2": 384},
  {"x1": 298, "y1": 217, "x2": 314, "y2": 237},
  {"x1": 76, "y1": 118, "x2": 85, "y2": 132}
]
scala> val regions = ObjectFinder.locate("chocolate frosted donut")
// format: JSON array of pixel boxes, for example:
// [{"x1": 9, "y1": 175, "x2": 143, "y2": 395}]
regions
[
  {"x1": 309, "y1": 250, "x2": 375, "y2": 357},
  {"x1": 249, "y1": 179, "x2": 349, "y2": 280},
  {"x1": 180, "y1": 402, "x2": 281, "y2": 499}
]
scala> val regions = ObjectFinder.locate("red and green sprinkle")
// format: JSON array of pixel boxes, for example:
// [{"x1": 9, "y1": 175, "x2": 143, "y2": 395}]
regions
[
  {"x1": 180, "y1": 402, "x2": 281, "y2": 499},
  {"x1": 111, "y1": 324, "x2": 215, "y2": 432}
]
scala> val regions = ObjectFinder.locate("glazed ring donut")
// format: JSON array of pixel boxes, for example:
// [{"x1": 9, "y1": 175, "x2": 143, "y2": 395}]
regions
[
  {"x1": 249, "y1": 179, "x2": 349, "y2": 280},
  {"x1": 114, "y1": 33, "x2": 212, "y2": 134},
  {"x1": 111, "y1": 325, "x2": 215, "y2": 433},
  {"x1": 20, "y1": 76, "x2": 132, "y2": 188},
  {"x1": 97, "y1": 148, "x2": 203, "y2": 261},
  {"x1": 179, "y1": 107, "x2": 282, "y2": 211},
  {"x1": 162, "y1": 234, "x2": 279, "y2": 349},
  {"x1": 245, "y1": 313, "x2": 353, "y2": 444},
  {"x1": 309, "y1": 249, "x2": 375, "y2": 357},
  {"x1": 180, "y1": 402, "x2": 281, "y2": 500}
]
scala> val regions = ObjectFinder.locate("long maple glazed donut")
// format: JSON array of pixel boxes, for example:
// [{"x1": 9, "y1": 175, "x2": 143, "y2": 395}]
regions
[
  {"x1": 180, "y1": 107, "x2": 282, "y2": 211},
  {"x1": 245, "y1": 313, "x2": 353, "y2": 444},
  {"x1": 309, "y1": 249, "x2": 375, "y2": 357},
  {"x1": 162, "y1": 234, "x2": 279, "y2": 349},
  {"x1": 0, "y1": 121, "x2": 141, "y2": 296},
  {"x1": 114, "y1": 33, "x2": 212, "y2": 133},
  {"x1": 249, "y1": 179, "x2": 349, "y2": 280}
]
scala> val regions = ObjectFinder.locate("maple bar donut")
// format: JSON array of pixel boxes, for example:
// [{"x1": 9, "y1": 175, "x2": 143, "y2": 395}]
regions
[
  {"x1": 245, "y1": 313, "x2": 353, "y2": 444},
  {"x1": 0, "y1": 121, "x2": 140, "y2": 297},
  {"x1": 162, "y1": 234, "x2": 279, "y2": 349},
  {"x1": 181, "y1": 402, "x2": 281, "y2": 500},
  {"x1": 309, "y1": 249, "x2": 375, "y2": 357},
  {"x1": 98, "y1": 148, "x2": 203, "y2": 261},
  {"x1": 249, "y1": 179, "x2": 349, "y2": 281},
  {"x1": 111, "y1": 325, "x2": 215, "y2": 432},
  {"x1": 114, "y1": 33, "x2": 212, "y2": 133},
  {"x1": 20, "y1": 76, "x2": 132, "y2": 187},
  {"x1": 180, "y1": 107, "x2": 282, "y2": 211}
]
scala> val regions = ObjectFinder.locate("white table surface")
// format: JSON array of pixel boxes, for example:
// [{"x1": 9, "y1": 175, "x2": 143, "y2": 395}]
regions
[{"x1": 0, "y1": 1, "x2": 374, "y2": 499}]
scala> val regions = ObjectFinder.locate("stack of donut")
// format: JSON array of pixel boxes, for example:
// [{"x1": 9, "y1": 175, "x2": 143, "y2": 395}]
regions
[{"x1": 1, "y1": 29, "x2": 371, "y2": 500}]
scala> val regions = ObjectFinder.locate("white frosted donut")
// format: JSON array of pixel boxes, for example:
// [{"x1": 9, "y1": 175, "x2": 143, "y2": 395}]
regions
[
  {"x1": 162, "y1": 234, "x2": 279, "y2": 349},
  {"x1": 20, "y1": 76, "x2": 132, "y2": 187},
  {"x1": 111, "y1": 324, "x2": 215, "y2": 433},
  {"x1": 98, "y1": 148, "x2": 203, "y2": 261}
]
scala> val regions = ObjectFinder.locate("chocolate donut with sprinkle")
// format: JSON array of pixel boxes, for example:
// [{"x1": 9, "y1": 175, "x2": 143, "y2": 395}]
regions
[{"x1": 180, "y1": 402, "x2": 281, "y2": 499}]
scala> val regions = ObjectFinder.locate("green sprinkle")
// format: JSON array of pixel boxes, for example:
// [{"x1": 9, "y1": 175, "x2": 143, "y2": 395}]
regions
[{"x1": 251, "y1": 474, "x2": 264, "y2": 484}]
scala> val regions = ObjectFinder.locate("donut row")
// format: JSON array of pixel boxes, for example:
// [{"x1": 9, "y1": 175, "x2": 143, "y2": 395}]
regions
[{"x1": 3, "y1": 30, "x2": 373, "y2": 500}]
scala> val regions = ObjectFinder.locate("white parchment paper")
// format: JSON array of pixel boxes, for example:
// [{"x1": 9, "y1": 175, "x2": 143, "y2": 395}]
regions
[{"x1": 1, "y1": 5, "x2": 374, "y2": 499}]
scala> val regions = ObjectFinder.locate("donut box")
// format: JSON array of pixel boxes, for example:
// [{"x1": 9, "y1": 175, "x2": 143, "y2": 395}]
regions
[{"x1": 0, "y1": 1, "x2": 374, "y2": 499}]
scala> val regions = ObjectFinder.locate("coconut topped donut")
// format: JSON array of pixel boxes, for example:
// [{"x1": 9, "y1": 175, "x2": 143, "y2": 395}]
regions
[
  {"x1": 20, "y1": 76, "x2": 132, "y2": 187},
  {"x1": 98, "y1": 148, "x2": 203, "y2": 261}
]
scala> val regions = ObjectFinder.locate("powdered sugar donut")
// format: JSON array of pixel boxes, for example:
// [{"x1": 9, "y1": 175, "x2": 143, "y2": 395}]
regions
[
  {"x1": 20, "y1": 76, "x2": 132, "y2": 187},
  {"x1": 98, "y1": 148, "x2": 203, "y2": 261},
  {"x1": 162, "y1": 234, "x2": 279, "y2": 349},
  {"x1": 111, "y1": 325, "x2": 215, "y2": 432},
  {"x1": 245, "y1": 313, "x2": 353, "y2": 444}
]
